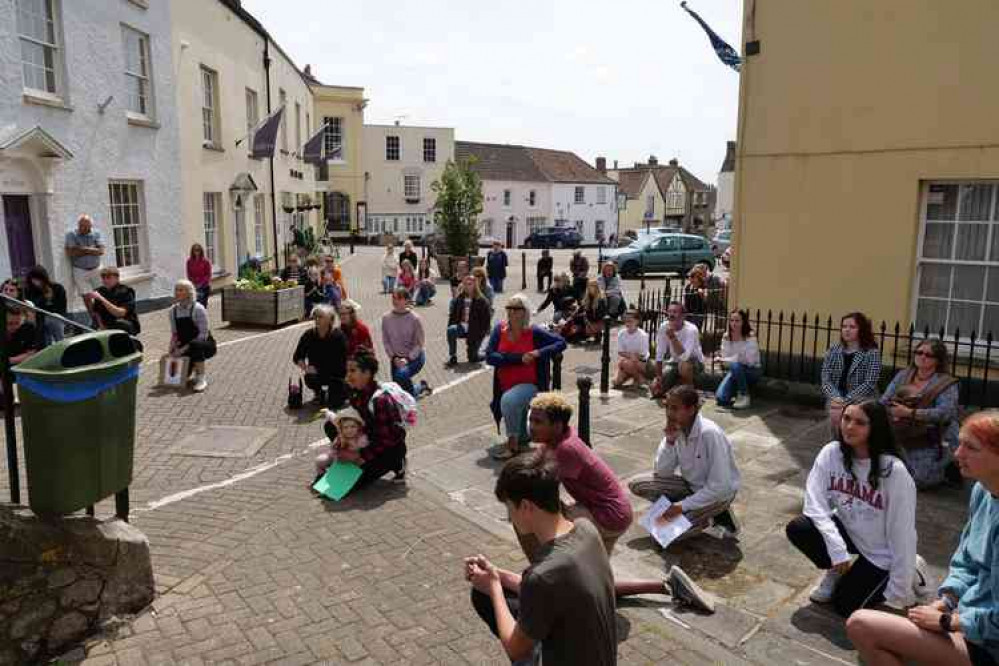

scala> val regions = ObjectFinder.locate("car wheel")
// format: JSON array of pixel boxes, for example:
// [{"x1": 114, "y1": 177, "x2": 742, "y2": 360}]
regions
[
  {"x1": 555, "y1": 240, "x2": 564, "y2": 249},
  {"x1": 621, "y1": 261, "x2": 640, "y2": 278},
  {"x1": 524, "y1": 239, "x2": 532, "y2": 249}
]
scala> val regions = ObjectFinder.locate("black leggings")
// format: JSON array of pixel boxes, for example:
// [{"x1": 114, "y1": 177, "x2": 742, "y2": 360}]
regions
[
  {"x1": 785, "y1": 515, "x2": 889, "y2": 617},
  {"x1": 349, "y1": 446, "x2": 407, "y2": 495}
]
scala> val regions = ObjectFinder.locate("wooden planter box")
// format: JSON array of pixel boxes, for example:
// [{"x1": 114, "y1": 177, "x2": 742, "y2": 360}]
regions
[
  {"x1": 436, "y1": 254, "x2": 485, "y2": 280},
  {"x1": 221, "y1": 286, "x2": 304, "y2": 326}
]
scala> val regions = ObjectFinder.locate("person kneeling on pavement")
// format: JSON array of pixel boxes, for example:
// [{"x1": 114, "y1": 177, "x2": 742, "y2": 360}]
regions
[
  {"x1": 446, "y1": 274, "x2": 491, "y2": 366},
  {"x1": 628, "y1": 385, "x2": 741, "y2": 540},
  {"x1": 168, "y1": 279, "x2": 216, "y2": 393},
  {"x1": 90, "y1": 266, "x2": 141, "y2": 336},
  {"x1": 292, "y1": 305, "x2": 348, "y2": 408},
  {"x1": 315, "y1": 407, "x2": 368, "y2": 482}
]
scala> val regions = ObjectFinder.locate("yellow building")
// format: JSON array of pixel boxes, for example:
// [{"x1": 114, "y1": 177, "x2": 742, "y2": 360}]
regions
[
  {"x1": 309, "y1": 81, "x2": 367, "y2": 237},
  {"x1": 730, "y1": 1, "x2": 999, "y2": 337},
  {"x1": 607, "y1": 157, "x2": 713, "y2": 236}
]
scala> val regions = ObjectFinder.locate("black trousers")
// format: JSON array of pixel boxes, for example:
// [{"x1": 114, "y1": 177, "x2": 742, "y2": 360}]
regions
[
  {"x1": 471, "y1": 587, "x2": 521, "y2": 637},
  {"x1": 572, "y1": 276, "x2": 587, "y2": 300},
  {"x1": 785, "y1": 515, "x2": 889, "y2": 617},
  {"x1": 536, "y1": 272, "x2": 552, "y2": 293},
  {"x1": 303, "y1": 373, "x2": 348, "y2": 408},
  {"x1": 350, "y1": 445, "x2": 407, "y2": 494}
]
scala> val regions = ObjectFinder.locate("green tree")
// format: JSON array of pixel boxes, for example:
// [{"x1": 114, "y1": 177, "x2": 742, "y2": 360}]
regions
[{"x1": 431, "y1": 158, "x2": 483, "y2": 256}]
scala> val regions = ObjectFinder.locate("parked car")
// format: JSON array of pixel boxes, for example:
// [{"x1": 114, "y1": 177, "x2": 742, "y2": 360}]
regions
[
  {"x1": 522, "y1": 226, "x2": 582, "y2": 249},
  {"x1": 711, "y1": 230, "x2": 732, "y2": 256},
  {"x1": 603, "y1": 233, "x2": 714, "y2": 277}
]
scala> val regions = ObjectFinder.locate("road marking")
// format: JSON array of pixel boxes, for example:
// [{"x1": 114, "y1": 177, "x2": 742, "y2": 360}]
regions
[{"x1": 431, "y1": 366, "x2": 490, "y2": 394}]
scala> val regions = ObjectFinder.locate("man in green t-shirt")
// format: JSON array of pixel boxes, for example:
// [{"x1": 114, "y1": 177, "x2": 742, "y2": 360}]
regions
[{"x1": 464, "y1": 453, "x2": 618, "y2": 666}]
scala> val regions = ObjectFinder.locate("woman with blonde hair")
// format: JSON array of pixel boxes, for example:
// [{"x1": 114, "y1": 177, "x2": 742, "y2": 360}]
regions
[
  {"x1": 168, "y1": 279, "x2": 215, "y2": 392},
  {"x1": 581, "y1": 278, "x2": 608, "y2": 343},
  {"x1": 446, "y1": 274, "x2": 491, "y2": 366},
  {"x1": 472, "y1": 266, "x2": 494, "y2": 308}
]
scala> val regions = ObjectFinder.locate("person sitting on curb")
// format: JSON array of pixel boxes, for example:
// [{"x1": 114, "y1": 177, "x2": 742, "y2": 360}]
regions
[
  {"x1": 628, "y1": 385, "x2": 741, "y2": 539},
  {"x1": 528, "y1": 392, "x2": 633, "y2": 560},
  {"x1": 168, "y1": 279, "x2": 216, "y2": 393},
  {"x1": 714, "y1": 309, "x2": 761, "y2": 410},
  {"x1": 614, "y1": 309, "x2": 650, "y2": 390},
  {"x1": 846, "y1": 410, "x2": 999, "y2": 666},
  {"x1": 446, "y1": 274, "x2": 491, "y2": 366},
  {"x1": 381, "y1": 287, "x2": 429, "y2": 398},
  {"x1": 785, "y1": 401, "x2": 924, "y2": 618},
  {"x1": 652, "y1": 301, "x2": 704, "y2": 397},
  {"x1": 465, "y1": 453, "x2": 619, "y2": 666},
  {"x1": 580, "y1": 278, "x2": 608, "y2": 344},
  {"x1": 90, "y1": 266, "x2": 141, "y2": 336},
  {"x1": 293, "y1": 305, "x2": 349, "y2": 408}
]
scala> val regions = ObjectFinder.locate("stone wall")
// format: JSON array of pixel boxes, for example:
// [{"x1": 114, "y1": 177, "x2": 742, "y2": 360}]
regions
[{"x1": 0, "y1": 506, "x2": 154, "y2": 666}]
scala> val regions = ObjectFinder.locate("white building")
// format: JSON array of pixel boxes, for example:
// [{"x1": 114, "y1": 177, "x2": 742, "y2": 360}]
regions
[
  {"x1": 0, "y1": 0, "x2": 183, "y2": 309},
  {"x1": 456, "y1": 142, "x2": 618, "y2": 247},
  {"x1": 362, "y1": 122, "x2": 454, "y2": 238}
]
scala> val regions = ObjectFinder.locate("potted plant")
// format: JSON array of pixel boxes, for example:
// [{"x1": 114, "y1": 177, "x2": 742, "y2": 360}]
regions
[
  {"x1": 222, "y1": 270, "x2": 304, "y2": 326},
  {"x1": 431, "y1": 158, "x2": 484, "y2": 279}
]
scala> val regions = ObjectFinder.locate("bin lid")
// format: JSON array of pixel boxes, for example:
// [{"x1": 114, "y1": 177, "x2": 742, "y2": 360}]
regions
[{"x1": 12, "y1": 330, "x2": 142, "y2": 379}]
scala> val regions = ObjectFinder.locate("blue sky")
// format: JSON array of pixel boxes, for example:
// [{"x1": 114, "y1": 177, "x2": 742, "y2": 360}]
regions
[{"x1": 242, "y1": 0, "x2": 742, "y2": 184}]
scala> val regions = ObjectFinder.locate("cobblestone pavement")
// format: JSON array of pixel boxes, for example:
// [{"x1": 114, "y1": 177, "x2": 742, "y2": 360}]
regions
[{"x1": 5, "y1": 247, "x2": 762, "y2": 664}]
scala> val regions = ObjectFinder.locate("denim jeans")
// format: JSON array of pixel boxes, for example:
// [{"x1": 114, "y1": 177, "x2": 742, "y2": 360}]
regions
[
  {"x1": 447, "y1": 324, "x2": 468, "y2": 358},
  {"x1": 489, "y1": 276, "x2": 504, "y2": 294},
  {"x1": 415, "y1": 281, "x2": 436, "y2": 306},
  {"x1": 501, "y1": 383, "x2": 538, "y2": 444},
  {"x1": 391, "y1": 350, "x2": 425, "y2": 396},
  {"x1": 716, "y1": 362, "x2": 760, "y2": 405},
  {"x1": 382, "y1": 275, "x2": 396, "y2": 293}
]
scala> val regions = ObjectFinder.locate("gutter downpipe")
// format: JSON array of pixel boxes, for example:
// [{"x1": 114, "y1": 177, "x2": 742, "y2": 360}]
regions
[{"x1": 264, "y1": 39, "x2": 281, "y2": 271}]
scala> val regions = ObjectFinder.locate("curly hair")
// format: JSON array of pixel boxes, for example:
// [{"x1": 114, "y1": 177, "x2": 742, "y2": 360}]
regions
[
  {"x1": 842, "y1": 312, "x2": 877, "y2": 350},
  {"x1": 529, "y1": 392, "x2": 574, "y2": 429}
]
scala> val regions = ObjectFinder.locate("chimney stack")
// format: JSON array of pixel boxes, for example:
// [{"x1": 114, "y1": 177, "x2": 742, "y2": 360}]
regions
[
  {"x1": 613, "y1": 160, "x2": 618, "y2": 169},
  {"x1": 595, "y1": 157, "x2": 606, "y2": 174},
  {"x1": 669, "y1": 158, "x2": 679, "y2": 167},
  {"x1": 648, "y1": 155, "x2": 658, "y2": 166}
]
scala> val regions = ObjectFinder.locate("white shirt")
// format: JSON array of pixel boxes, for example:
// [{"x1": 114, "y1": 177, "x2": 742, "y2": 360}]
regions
[
  {"x1": 655, "y1": 320, "x2": 704, "y2": 364},
  {"x1": 719, "y1": 337, "x2": 761, "y2": 366},
  {"x1": 617, "y1": 328, "x2": 649, "y2": 361},
  {"x1": 804, "y1": 442, "x2": 917, "y2": 606},
  {"x1": 652, "y1": 414, "x2": 740, "y2": 512}
]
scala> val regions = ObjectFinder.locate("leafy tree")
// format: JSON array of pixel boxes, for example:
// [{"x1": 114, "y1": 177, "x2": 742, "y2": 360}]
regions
[{"x1": 431, "y1": 158, "x2": 483, "y2": 256}]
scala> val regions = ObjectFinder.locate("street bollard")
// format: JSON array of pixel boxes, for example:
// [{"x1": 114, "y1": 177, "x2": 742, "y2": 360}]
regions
[
  {"x1": 598, "y1": 240, "x2": 603, "y2": 264},
  {"x1": 577, "y1": 376, "x2": 593, "y2": 447},
  {"x1": 600, "y1": 316, "x2": 612, "y2": 394},
  {"x1": 552, "y1": 352, "x2": 563, "y2": 390},
  {"x1": 640, "y1": 255, "x2": 646, "y2": 291},
  {"x1": 349, "y1": 233, "x2": 356, "y2": 255},
  {"x1": 521, "y1": 252, "x2": 527, "y2": 290}
]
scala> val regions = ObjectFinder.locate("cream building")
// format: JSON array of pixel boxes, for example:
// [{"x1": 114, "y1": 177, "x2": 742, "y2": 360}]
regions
[
  {"x1": 730, "y1": 0, "x2": 999, "y2": 335},
  {"x1": 362, "y1": 123, "x2": 455, "y2": 239},
  {"x1": 172, "y1": 0, "x2": 317, "y2": 279},
  {"x1": 607, "y1": 156, "x2": 714, "y2": 235},
  {"x1": 309, "y1": 81, "x2": 366, "y2": 237}
]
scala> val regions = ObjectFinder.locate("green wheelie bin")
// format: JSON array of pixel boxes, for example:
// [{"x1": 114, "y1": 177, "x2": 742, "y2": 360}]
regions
[{"x1": 12, "y1": 330, "x2": 142, "y2": 515}]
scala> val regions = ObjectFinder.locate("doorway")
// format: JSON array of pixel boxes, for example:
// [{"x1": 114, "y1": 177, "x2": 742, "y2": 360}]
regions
[
  {"x1": 2, "y1": 195, "x2": 36, "y2": 278},
  {"x1": 506, "y1": 220, "x2": 515, "y2": 248}
]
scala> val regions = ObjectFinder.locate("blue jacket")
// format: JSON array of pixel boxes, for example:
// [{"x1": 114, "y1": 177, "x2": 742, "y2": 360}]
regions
[
  {"x1": 940, "y1": 483, "x2": 999, "y2": 657},
  {"x1": 487, "y1": 250, "x2": 508, "y2": 280},
  {"x1": 485, "y1": 323, "x2": 566, "y2": 426}
]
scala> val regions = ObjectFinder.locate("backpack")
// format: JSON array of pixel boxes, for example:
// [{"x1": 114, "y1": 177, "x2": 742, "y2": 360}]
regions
[{"x1": 368, "y1": 382, "x2": 418, "y2": 430}]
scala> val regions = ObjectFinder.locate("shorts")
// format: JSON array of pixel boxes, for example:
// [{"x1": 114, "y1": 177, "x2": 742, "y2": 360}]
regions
[{"x1": 73, "y1": 266, "x2": 102, "y2": 295}]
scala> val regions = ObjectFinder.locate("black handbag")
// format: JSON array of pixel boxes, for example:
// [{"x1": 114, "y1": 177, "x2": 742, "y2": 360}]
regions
[{"x1": 287, "y1": 377, "x2": 304, "y2": 409}]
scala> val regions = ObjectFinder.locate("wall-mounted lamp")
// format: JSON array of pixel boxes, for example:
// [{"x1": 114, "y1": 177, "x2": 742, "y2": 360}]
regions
[{"x1": 97, "y1": 95, "x2": 114, "y2": 114}]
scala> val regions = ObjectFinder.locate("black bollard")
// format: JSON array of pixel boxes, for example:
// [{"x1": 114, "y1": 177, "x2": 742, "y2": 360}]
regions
[
  {"x1": 640, "y1": 254, "x2": 646, "y2": 291},
  {"x1": 598, "y1": 240, "x2": 603, "y2": 264},
  {"x1": 116, "y1": 488, "x2": 130, "y2": 523},
  {"x1": 349, "y1": 233, "x2": 356, "y2": 255},
  {"x1": 521, "y1": 251, "x2": 527, "y2": 290},
  {"x1": 600, "y1": 316, "x2": 612, "y2": 394},
  {"x1": 552, "y1": 353, "x2": 563, "y2": 390},
  {"x1": 577, "y1": 376, "x2": 593, "y2": 447}
]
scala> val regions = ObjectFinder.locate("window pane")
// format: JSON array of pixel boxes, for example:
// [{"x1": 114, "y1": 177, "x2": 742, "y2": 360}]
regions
[
  {"x1": 915, "y1": 298, "x2": 947, "y2": 334},
  {"x1": 984, "y1": 305, "x2": 999, "y2": 339},
  {"x1": 927, "y1": 184, "x2": 958, "y2": 221},
  {"x1": 950, "y1": 301, "x2": 982, "y2": 336},
  {"x1": 918, "y1": 264, "x2": 951, "y2": 298},
  {"x1": 959, "y1": 184, "x2": 994, "y2": 222},
  {"x1": 921, "y1": 222, "x2": 953, "y2": 259},
  {"x1": 955, "y1": 223, "x2": 989, "y2": 261},
  {"x1": 953, "y1": 265, "x2": 986, "y2": 301},
  {"x1": 988, "y1": 268, "x2": 999, "y2": 303}
]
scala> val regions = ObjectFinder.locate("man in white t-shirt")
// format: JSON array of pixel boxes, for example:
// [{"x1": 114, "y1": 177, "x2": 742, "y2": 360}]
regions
[{"x1": 653, "y1": 301, "x2": 704, "y2": 396}]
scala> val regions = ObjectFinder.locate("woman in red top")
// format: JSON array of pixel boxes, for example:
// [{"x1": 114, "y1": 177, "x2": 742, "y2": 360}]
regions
[
  {"x1": 186, "y1": 244, "x2": 212, "y2": 308},
  {"x1": 485, "y1": 293, "x2": 566, "y2": 459},
  {"x1": 338, "y1": 299, "x2": 374, "y2": 357}
]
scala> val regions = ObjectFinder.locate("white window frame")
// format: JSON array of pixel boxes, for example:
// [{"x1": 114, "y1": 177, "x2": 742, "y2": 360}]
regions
[
  {"x1": 574, "y1": 186, "x2": 585, "y2": 204},
  {"x1": 108, "y1": 180, "x2": 147, "y2": 271},
  {"x1": 279, "y1": 89, "x2": 288, "y2": 153},
  {"x1": 253, "y1": 193, "x2": 265, "y2": 257},
  {"x1": 122, "y1": 24, "x2": 153, "y2": 120},
  {"x1": 245, "y1": 88, "x2": 259, "y2": 140},
  {"x1": 482, "y1": 219, "x2": 493, "y2": 237},
  {"x1": 503, "y1": 189, "x2": 512, "y2": 208},
  {"x1": 404, "y1": 174, "x2": 421, "y2": 201},
  {"x1": 386, "y1": 135, "x2": 400, "y2": 161},
  {"x1": 595, "y1": 220, "x2": 605, "y2": 239},
  {"x1": 323, "y1": 116, "x2": 344, "y2": 162},
  {"x1": 913, "y1": 181, "x2": 999, "y2": 340},
  {"x1": 16, "y1": 0, "x2": 63, "y2": 98},
  {"x1": 294, "y1": 101, "x2": 301, "y2": 154},
  {"x1": 200, "y1": 66, "x2": 219, "y2": 147},
  {"x1": 645, "y1": 194, "x2": 655, "y2": 217},
  {"x1": 423, "y1": 137, "x2": 436, "y2": 163},
  {"x1": 529, "y1": 190, "x2": 537, "y2": 207},
  {"x1": 203, "y1": 192, "x2": 223, "y2": 269},
  {"x1": 575, "y1": 219, "x2": 585, "y2": 234},
  {"x1": 597, "y1": 186, "x2": 606, "y2": 205}
]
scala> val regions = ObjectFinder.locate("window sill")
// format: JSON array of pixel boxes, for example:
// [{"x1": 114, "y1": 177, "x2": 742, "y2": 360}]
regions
[
  {"x1": 203, "y1": 143, "x2": 225, "y2": 153},
  {"x1": 127, "y1": 0, "x2": 149, "y2": 7},
  {"x1": 121, "y1": 271, "x2": 155, "y2": 286},
  {"x1": 22, "y1": 91, "x2": 73, "y2": 112},
  {"x1": 210, "y1": 271, "x2": 232, "y2": 282},
  {"x1": 127, "y1": 114, "x2": 159, "y2": 129}
]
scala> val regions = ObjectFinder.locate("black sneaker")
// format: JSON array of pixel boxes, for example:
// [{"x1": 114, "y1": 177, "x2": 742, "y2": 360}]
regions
[
  {"x1": 392, "y1": 459, "x2": 407, "y2": 482},
  {"x1": 419, "y1": 380, "x2": 432, "y2": 397},
  {"x1": 712, "y1": 509, "x2": 740, "y2": 537},
  {"x1": 445, "y1": 356, "x2": 458, "y2": 367},
  {"x1": 667, "y1": 565, "x2": 716, "y2": 614}
]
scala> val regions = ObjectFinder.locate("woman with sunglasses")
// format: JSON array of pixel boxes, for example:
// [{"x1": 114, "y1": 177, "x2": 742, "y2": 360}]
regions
[
  {"x1": 785, "y1": 401, "x2": 922, "y2": 618},
  {"x1": 485, "y1": 294, "x2": 566, "y2": 460},
  {"x1": 880, "y1": 338, "x2": 961, "y2": 489}
]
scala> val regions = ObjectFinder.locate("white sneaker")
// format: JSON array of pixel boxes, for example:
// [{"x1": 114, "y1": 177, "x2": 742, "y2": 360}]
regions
[
  {"x1": 667, "y1": 565, "x2": 716, "y2": 614},
  {"x1": 913, "y1": 554, "x2": 931, "y2": 600},
  {"x1": 809, "y1": 569, "x2": 843, "y2": 603},
  {"x1": 732, "y1": 395, "x2": 751, "y2": 410},
  {"x1": 192, "y1": 375, "x2": 208, "y2": 393}
]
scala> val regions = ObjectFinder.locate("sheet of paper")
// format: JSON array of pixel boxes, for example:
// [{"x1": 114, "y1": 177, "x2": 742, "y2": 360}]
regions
[
  {"x1": 639, "y1": 496, "x2": 692, "y2": 548},
  {"x1": 312, "y1": 461, "x2": 363, "y2": 501}
]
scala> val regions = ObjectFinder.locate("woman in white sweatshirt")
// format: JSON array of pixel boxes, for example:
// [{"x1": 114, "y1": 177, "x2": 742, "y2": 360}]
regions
[
  {"x1": 714, "y1": 309, "x2": 761, "y2": 410},
  {"x1": 785, "y1": 400, "x2": 920, "y2": 618}
]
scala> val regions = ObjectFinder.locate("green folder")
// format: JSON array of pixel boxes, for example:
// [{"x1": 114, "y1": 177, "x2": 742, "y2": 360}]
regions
[{"x1": 313, "y1": 461, "x2": 363, "y2": 501}]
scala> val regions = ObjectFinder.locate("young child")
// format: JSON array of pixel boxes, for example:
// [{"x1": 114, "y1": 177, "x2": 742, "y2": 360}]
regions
[
  {"x1": 315, "y1": 407, "x2": 369, "y2": 481},
  {"x1": 320, "y1": 271, "x2": 343, "y2": 310}
]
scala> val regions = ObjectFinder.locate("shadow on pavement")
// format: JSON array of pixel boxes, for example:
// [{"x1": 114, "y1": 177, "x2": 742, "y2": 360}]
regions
[
  {"x1": 789, "y1": 604, "x2": 853, "y2": 651},
  {"x1": 318, "y1": 481, "x2": 410, "y2": 513}
]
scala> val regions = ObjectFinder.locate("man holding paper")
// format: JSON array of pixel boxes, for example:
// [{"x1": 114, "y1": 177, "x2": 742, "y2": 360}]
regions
[{"x1": 628, "y1": 385, "x2": 741, "y2": 539}]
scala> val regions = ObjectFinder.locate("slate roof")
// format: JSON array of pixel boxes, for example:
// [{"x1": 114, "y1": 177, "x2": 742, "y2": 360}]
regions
[
  {"x1": 615, "y1": 170, "x2": 649, "y2": 199},
  {"x1": 456, "y1": 142, "x2": 615, "y2": 185}
]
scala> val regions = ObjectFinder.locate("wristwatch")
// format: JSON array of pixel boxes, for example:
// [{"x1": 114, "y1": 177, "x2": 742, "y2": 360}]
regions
[{"x1": 940, "y1": 611, "x2": 954, "y2": 633}]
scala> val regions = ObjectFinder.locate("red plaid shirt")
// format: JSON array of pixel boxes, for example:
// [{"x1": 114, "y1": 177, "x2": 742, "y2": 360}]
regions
[{"x1": 351, "y1": 382, "x2": 406, "y2": 462}]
